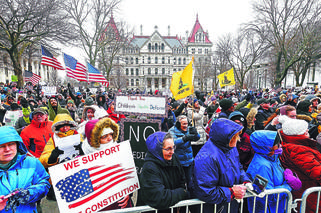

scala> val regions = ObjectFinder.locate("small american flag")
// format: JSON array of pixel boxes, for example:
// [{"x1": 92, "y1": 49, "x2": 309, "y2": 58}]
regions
[
  {"x1": 41, "y1": 45, "x2": 64, "y2": 70},
  {"x1": 24, "y1": 70, "x2": 41, "y2": 85},
  {"x1": 64, "y1": 53, "x2": 87, "y2": 82},
  {"x1": 87, "y1": 62, "x2": 109, "y2": 87},
  {"x1": 55, "y1": 164, "x2": 134, "y2": 209}
]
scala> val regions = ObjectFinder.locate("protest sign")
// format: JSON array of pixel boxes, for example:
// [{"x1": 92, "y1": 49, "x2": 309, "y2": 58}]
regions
[
  {"x1": 42, "y1": 86, "x2": 57, "y2": 96},
  {"x1": 120, "y1": 118, "x2": 161, "y2": 174},
  {"x1": 114, "y1": 95, "x2": 167, "y2": 117},
  {"x1": 49, "y1": 140, "x2": 139, "y2": 213},
  {"x1": 4, "y1": 110, "x2": 23, "y2": 126},
  {"x1": 55, "y1": 134, "x2": 81, "y2": 163}
]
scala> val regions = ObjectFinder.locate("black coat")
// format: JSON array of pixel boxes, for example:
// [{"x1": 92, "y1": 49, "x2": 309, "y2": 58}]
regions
[
  {"x1": 138, "y1": 152, "x2": 188, "y2": 211},
  {"x1": 255, "y1": 107, "x2": 272, "y2": 130}
]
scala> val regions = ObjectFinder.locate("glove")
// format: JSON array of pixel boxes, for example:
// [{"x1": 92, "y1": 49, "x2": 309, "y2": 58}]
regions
[
  {"x1": 74, "y1": 143, "x2": 84, "y2": 155},
  {"x1": 20, "y1": 98, "x2": 28, "y2": 108},
  {"x1": 188, "y1": 126, "x2": 198, "y2": 135},
  {"x1": 48, "y1": 147, "x2": 64, "y2": 164},
  {"x1": 245, "y1": 182, "x2": 254, "y2": 191},
  {"x1": 183, "y1": 133, "x2": 200, "y2": 142},
  {"x1": 5, "y1": 189, "x2": 30, "y2": 213},
  {"x1": 284, "y1": 168, "x2": 302, "y2": 191}
]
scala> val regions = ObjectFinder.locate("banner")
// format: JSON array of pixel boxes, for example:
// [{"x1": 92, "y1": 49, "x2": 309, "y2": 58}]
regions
[
  {"x1": 217, "y1": 68, "x2": 236, "y2": 87},
  {"x1": 170, "y1": 58, "x2": 194, "y2": 100},
  {"x1": 114, "y1": 95, "x2": 167, "y2": 117},
  {"x1": 120, "y1": 118, "x2": 161, "y2": 174},
  {"x1": 49, "y1": 141, "x2": 139, "y2": 213},
  {"x1": 42, "y1": 86, "x2": 57, "y2": 96}
]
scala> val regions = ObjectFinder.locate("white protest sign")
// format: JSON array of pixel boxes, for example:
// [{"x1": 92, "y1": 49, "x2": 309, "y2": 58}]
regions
[
  {"x1": 4, "y1": 110, "x2": 23, "y2": 127},
  {"x1": 42, "y1": 86, "x2": 57, "y2": 96},
  {"x1": 115, "y1": 95, "x2": 167, "y2": 117},
  {"x1": 49, "y1": 140, "x2": 139, "y2": 213},
  {"x1": 55, "y1": 134, "x2": 81, "y2": 163}
]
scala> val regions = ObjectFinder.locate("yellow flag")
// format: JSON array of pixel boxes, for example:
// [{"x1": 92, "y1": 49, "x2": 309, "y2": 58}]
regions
[
  {"x1": 170, "y1": 58, "x2": 194, "y2": 100},
  {"x1": 217, "y1": 68, "x2": 235, "y2": 87}
]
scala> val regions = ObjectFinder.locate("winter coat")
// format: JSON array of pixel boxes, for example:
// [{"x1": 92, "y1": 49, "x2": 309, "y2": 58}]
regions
[
  {"x1": 47, "y1": 99, "x2": 70, "y2": 121},
  {"x1": 191, "y1": 118, "x2": 249, "y2": 213},
  {"x1": 279, "y1": 132, "x2": 321, "y2": 213},
  {"x1": 14, "y1": 116, "x2": 29, "y2": 134},
  {"x1": 247, "y1": 130, "x2": 292, "y2": 213},
  {"x1": 255, "y1": 107, "x2": 272, "y2": 130},
  {"x1": 168, "y1": 125, "x2": 197, "y2": 167},
  {"x1": 0, "y1": 127, "x2": 50, "y2": 213},
  {"x1": 107, "y1": 107, "x2": 126, "y2": 124},
  {"x1": 20, "y1": 119, "x2": 53, "y2": 158},
  {"x1": 139, "y1": 132, "x2": 188, "y2": 211},
  {"x1": 187, "y1": 106, "x2": 206, "y2": 145}
]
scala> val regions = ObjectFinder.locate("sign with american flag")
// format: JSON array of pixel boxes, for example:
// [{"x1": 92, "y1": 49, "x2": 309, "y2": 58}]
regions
[
  {"x1": 41, "y1": 45, "x2": 64, "y2": 70},
  {"x1": 23, "y1": 70, "x2": 41, "y2": 85},
  {"x1": 49, "y1": 140, "x2": 139, "y2": 213},
  {"x1": 87, "y1": 62, "x2": 109, "y2": 87},
  {"x1": 64, "y1": 53, "x2": 88, "y2": 82}
]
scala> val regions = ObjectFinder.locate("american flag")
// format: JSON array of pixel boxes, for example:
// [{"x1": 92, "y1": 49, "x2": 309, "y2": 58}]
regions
[
  {"x1": 24, "y1": 70, "x2": 41, "y2": 85},
  {"x1": 55, "y1": 164, "x2": 134, "y2": 209},
  {"x1": 41, "y1": 45, "x2": 64, "y2": 70},
  {"x1": 87, "y1": 62, "x2": 109, "y2": 87},
  {"x1": 64, "y1": 53, "x2": 87, "y2": 82}
]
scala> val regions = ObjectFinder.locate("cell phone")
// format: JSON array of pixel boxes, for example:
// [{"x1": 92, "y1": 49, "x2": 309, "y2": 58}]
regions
[{"x1": 250, "y1": 175, "x2": 268, "y2": 195}]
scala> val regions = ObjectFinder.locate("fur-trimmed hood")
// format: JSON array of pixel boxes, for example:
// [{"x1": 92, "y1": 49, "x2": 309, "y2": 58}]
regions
[
  {"x1": 296, "y1": 114, "x2": 312, "y2": 123},
  {"x1": 52, "y1": 113, "x2": 77, "y2": 133},
  {"x1": 85, "y1": 117, "x2": 119, "y2": 148}
]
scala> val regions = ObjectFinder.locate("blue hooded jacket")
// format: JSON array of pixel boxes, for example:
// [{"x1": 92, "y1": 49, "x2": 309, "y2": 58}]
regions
[
  {"x1": 191, "y1": 118, "x2": 250, "y2": 212},
  {"x1": 0, "y1": 126, "x2": 50, "y2": 213},
  {"x1": 247, "y1": 130, "x2": 291, "y2": 213}
]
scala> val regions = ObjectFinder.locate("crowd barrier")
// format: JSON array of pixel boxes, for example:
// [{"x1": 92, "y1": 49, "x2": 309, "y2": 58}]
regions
[
  {"x1": 299, "y1": 187, "x2": 321, "y2": 213},
  {"x1": 102, "y1": 187, "x2": 302, "y2": 213}
]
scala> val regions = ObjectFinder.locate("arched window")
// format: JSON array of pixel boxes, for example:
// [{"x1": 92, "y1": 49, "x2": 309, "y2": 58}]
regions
[
  {"x1": 136, "y1": 68, "x2": 139, "y2": 76},
  {"x1": 155, "y1": 68, "x2": 158, "y2": 75},
  {"x1": 155, "y1": 57, "x2": 158, "y2": 64},
  {"x1": 161, "y1": 43, "x2": 165, "y2": 52},
  {"x1": 148, "y1": 68, "x2": 151, "y2": 75},
  {"x1": 148, "y1": 57, "x2": 151, "y2": 64},
  {"x1": 136, "y1": 58, "x2": 139, "y2": 64},
  {"x1": 178, "y1": 58, "x2": 181, "y2": 65},
  {"x1": 126, "y1": 68, "x2": 129, "y2": 75},
  {"x1": 125, "y1": 57, "x2": 128, "y2": 64},
  {"x1": 131, "y1": 79, "x2": 134, "y2": 86},
  {"x1": 136, "y1": 79, "x2": 139, "y2": 86},
  {"x1": 155, "y1": 43, "x2": 158, "y2": 52},
  {"x1": 183, "y1": 58, "x2": 186, "y2": 64},
  {"x1": 148, "y1": 43, "x2": 151, "y2": 52},
  {"x1": 162, "y1": 68, "x2": 165, "y2": 74},
  {"x1": 131, "y1": 68, "x2": 134, "y2": 75},
  {"x1": 162, "y1": 57, "x2": 165, "y2": 64},
  {"x1": 173, "y1": 58, "x2": 176, "y2": 65}
]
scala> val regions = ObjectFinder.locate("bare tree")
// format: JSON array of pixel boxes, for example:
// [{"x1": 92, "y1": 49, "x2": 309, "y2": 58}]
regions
[
  {"x1": 247, "y1": 0, "x2": 321, "y2": 86},
  {"x1": 0, "y1": 0, "x2": 76, "y2": 87},
  {"x1": 194, "y1": 56, "x2": 212, "y2": 91},
  {"x1": 110, "y1": 67, "x2": 128, "y2": 90},
  {"x1": 67, "y1": 0, "x2": 120, "y2": 66}
]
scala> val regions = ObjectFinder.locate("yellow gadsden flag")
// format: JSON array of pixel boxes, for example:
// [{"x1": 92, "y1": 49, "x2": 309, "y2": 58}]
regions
[
  {"x1": 217, "y1": 68, "x2": 235, "y2": 87},
  {"x1": 170, "y1": 58, "x2": 194, "y2": 100}
]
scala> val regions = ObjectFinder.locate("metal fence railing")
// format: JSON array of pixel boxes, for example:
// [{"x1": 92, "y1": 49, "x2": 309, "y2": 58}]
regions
[
  {"x1": 299, "y1": 187, "x2": 321, "y2": 213},
  {"x1": 102, "y1": 188, "x2": 294, "y2": 213}
]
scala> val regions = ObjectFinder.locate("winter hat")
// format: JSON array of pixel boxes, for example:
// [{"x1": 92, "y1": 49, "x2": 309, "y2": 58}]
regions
[
  {"x1": 171, "y1": 101, "x2": 180, "y2": 109},
  {"x1": 219, "y1": 99, "x2": 234, "y2": 111},
  {"x1": 10, "y1": 103, "x2": 19, "y2": 110},
  {"x1": 85, "y1": 97, "x2": 94, "y2": 106},
  {"x1": 257, "y1": 98, "x2": 269, "y2": 105},
  {"x1": 67, "y1": 100, "x2": 74, "y2": 104},
  {"x1": 0, "y1": 126, "x2": 23, "y2": 145},
  {"x1": 280, "y1": 117, "x2": 308, "y2": 136},
  {"x1": 145, "y1": 131, "x2": 167, "y2": 163},
  {"x1": 211, "y1": 96, "x2": 216, "y2": 101},
  {"x1": 76, "y1": 92, "x2": 82, "y2": 96},
  {"x1": 101, "y1": 127, "x2": 113, "y2": 136},
  {"x1": 193, "y1": 98, "x2": 198, "y2": 104},
  {"x1": 33, "y1": 107, "x2": 48, "y2": 115},
  {"x1": 228, "y1": 111, "x2": 247, "y2": 133}
]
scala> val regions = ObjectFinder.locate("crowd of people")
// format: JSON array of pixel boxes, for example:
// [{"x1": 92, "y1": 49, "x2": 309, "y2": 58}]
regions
[{"x1": 0, "y1": 81, "x2": 321, "y2": 213}]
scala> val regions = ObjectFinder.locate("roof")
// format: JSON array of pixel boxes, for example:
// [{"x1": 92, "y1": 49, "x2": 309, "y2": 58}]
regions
[
  {"x1": 130, "y1": 35, "x2": 183, "y2": 48},
  {"x1": 188, "y1": 14, "x2": 211, "y2": 44}
]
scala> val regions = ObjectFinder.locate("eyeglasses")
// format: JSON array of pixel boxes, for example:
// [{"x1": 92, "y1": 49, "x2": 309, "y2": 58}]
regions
[
  {"x1": 163, "y1": 145, "x2": 176, "y2": 152},
  {"x1": 288, "y1": 115, "x2": 297, "y2": 118}
]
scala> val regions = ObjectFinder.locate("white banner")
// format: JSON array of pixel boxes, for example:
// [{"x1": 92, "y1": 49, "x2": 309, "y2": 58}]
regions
[
  {"x1": 42, "y1": 86, "x2": 57, "y2": 96},
  {"x1": 115, "y1": 95, "x2": 167, "y2": 116},
  {"x1": 49, "y1": 140, "x2": 139, "y2": 213}
]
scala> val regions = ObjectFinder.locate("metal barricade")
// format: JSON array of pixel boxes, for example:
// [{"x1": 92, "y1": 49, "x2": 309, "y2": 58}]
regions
[
  {"x1": 299, "y1": 187, "x2": 321, "y2": 213},
  {"x1": 101, "y1": 188, "x2": 293, "y2": 213}
]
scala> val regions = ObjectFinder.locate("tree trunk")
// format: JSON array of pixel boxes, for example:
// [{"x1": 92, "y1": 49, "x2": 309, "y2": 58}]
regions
[{"x1": 8, "y1": 50, "x2": 24, "y2": 88}]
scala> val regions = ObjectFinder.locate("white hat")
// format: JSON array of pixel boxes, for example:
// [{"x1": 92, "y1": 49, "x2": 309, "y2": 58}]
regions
[
  {"x1": 282, "y1": 119, "x2": 308, "y2": 136},
  {"x1": 101, "y1": 127, "x2": 113, "y2": 137}
]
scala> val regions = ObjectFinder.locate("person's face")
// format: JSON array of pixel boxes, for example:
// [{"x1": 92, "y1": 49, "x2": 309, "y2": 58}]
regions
[
  {"x1": 180, "y1": 118, "x2": 188, "y2": 131},
  {"x1": 99, "y1": 97, "x2": 103, "y2": 101},
  {"x1": 227, "y1": 105, "x2": 235, "y2": 112},
  {"x1": 286, "y1": 110, "x2": 297, "y2": 119},
  {"x1": 110, "y1": 103, "x2": 115, "y2": 111},
  {"x1": 233, "y1": 119, "x2": 243, "y2": 126},
  {"x1": 309, "y1": 105, "x2": 313, "y2": 112},
  {"x1": 0, "y1": 142, "x2": 17, "y2": 164},
  {"x1": 312, "y1": 100, "x2": 318, "y2": 107},
  {"x1": 261, "y1": 102, "x2": 270, "y2": 110},
  {"x1": 33, "y1": 112, "x2": 47, "y2": 123},
  {"x1": 100, "y1": 133, "x2": 113, "y2": 144},
  {"x1": 229, "y1": 132, "x2": 241, "y2": 147},
  {"x1": 50, "y1": 98, "x2": 57, "y2": 107},
  {"x1": 8, "y1": 98, "x2": 13, "y2": 104},
  {"x1": 87, "y1": 109, "x2": 94, "y2": 119},
  {"x1": 162, "y1": 138, "x2": 175, "y2": 161},
  {"x1": 194, "y1": 101, "x2": 199, "y2": 108},
  {"x1": 67, "y1": 102, "x2": 73, "y2": 107},
  {"x1": 59, "y1": 125, "x2": 71, "y2": 133}
]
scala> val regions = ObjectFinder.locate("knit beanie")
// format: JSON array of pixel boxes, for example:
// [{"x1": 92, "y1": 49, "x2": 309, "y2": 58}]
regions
[
  {"x1": 219, "y1": 99, "x2": 234, "y2": 111},
  {"x1": 85, "y1": 97, "x2": 94, "y2": 106},
  {"x1": 280, "y1": 117, "x2": 308, "y2": 136}
]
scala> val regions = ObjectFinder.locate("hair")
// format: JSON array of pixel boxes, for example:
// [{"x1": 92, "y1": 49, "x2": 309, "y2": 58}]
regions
[
  {"x1": 284, "y1": 105, "x2": 296, "y2": 115},
  {"x1": 162, "y1": 132, "x2": 173, "y2": 147},
  {"x1": 177, "y1": 115, "x2": 187, "y2": 123},
  {"x1": 263, "y1": 108, "x2": 280, "y2": 127},
  {"x1": 246, "y1": 108, "x2": 258, "y2": 129},
  {"x1": 268, "y1": 145, "x2": 279, "y2": 157}
]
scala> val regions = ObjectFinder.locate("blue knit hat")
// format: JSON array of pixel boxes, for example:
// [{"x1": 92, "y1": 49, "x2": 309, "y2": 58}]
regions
[{"x1": 145, "y1": 132, "x2": 166, "y2": 163}]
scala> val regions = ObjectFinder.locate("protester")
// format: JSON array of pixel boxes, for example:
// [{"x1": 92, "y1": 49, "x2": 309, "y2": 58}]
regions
[
  {"x1": 65, "y1": 99, "x2": 79, "y2": 123},
  {"x1": 191, "y1": 118, "x2": 250, "y2": 213},
  {"x1": 47, "y1": 96, "x2": 70, "y2": 121},
  {"x1": 3, "y1": 96, "x2": 14, "y2": 111},
  {"x1": 80, "y1": 117, "x2": 133, "y2": 210},
  {"x1": 247, "y1": 130, "x2": 300, "y2": 213},
  {"x1": 0, "y1": 126, "x2": 50, "y2": 213},
  {"x1": 255, "y1": 98, "x2": 273, "y2": 130},
  {"x1": 3, "y1": 103, "x2": 21, "y2": 127},
  {"x1": 20, "y1": 108, "x2": 53, "y2": 158},
  {"x1": 206, "y1": 96, "x2": 219, "y2": 119},
  {"x1": 279, "y1": 117, "x2": 321, "y2": 213},
  {"x1": 218, "y1": 98, "x2": 234, "y2": 118},
  {"x1": 68, "y1": 84, "x2": 83, "y2": 107},
  {"x1": 107, "y1": 99, "x2": 126, "y2": 123}
]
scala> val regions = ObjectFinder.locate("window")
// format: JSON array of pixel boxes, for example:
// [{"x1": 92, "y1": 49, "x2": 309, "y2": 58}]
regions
[
  {"x1": 126, "y1": 80, "x2": 129, "y2": 86},
  {"x1": 173, "y1": 69, "x2": 176, "y2": 72},
  {"x1": 147, "y1": 78, "x2": 151, "y2": 88},
  {"x1": 155, "y1": 43, "x2": 158, "y2": 52},
  {"x1": 205, "y1": 49, "x2": 209, "y2": 54},
  {"x1": 142, "y1": 56, "x2": 145, "y2": 64},
  {"x1": 148, "y1": 68, "x2": 151, "y2": 75},
  {"x1": 173, "y1": 58, "x2": 176, "y2": 65},
  {"x1": 136, "y1": 79, "x2": 139, "y2": 86},
  {"x1": 155, "y1": 78, "x2": 159, "y2": 88},
  {"x1": 155, "y1": 57, "x2": 158, "y2": 64},
  {"x1": 136, "y1": 68, "x2": 139, "y2": 76},
  {"x1": 178, "y1": 58, "x2": 181, "y2": 65},
  {"x1": 198, "y1": 49, "x2": 202, "y2": 54},
  {"x1": 131, "y1": 68, "x2": 134, "y2": 75},
  {"x1": 162, "y1": 68, "x2": 165, "y2": 74},
  {"x1": 148, "y1": 43, "x2": 151, "y2": 52},
  {"x1": 168, "y1": 57, "x2": 170, "y2": 64},
  {"x1": 161, "y1": 43, "x2": 165, "y2": 52},
  {"x1": 162, "y1": 57, "x2": 165, "y2": 64},
  {"x1": 162, "y1": 78, "x2": 166, "y2": 87},
  {"x1": 155, "y1": 68, "x2": 158, "y2": 75},
  {"x1": 183, "y1": 58, "x2": 186, "y2": 64},
  {"x1": 136, "y1": 58, "x2": 139, "y2": 64},
  {"x1": 131, "y1": 79, "x2": 134, "y2": 86},
  {"x1": 192, "y1": 48, "x2": 195, "y2": 54},
  {"x1": 126, "y1": 68, "x2": 129, "y2": 75},
  {"x1": 148, "y1": 57, "x2": 151, "y2": 64},
  {"x1": 125, "y1": 57, "x2": 129, "y2": 64},
  {"x1": 131, "y1": 57, "x2": 134, "y2": 64}
]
